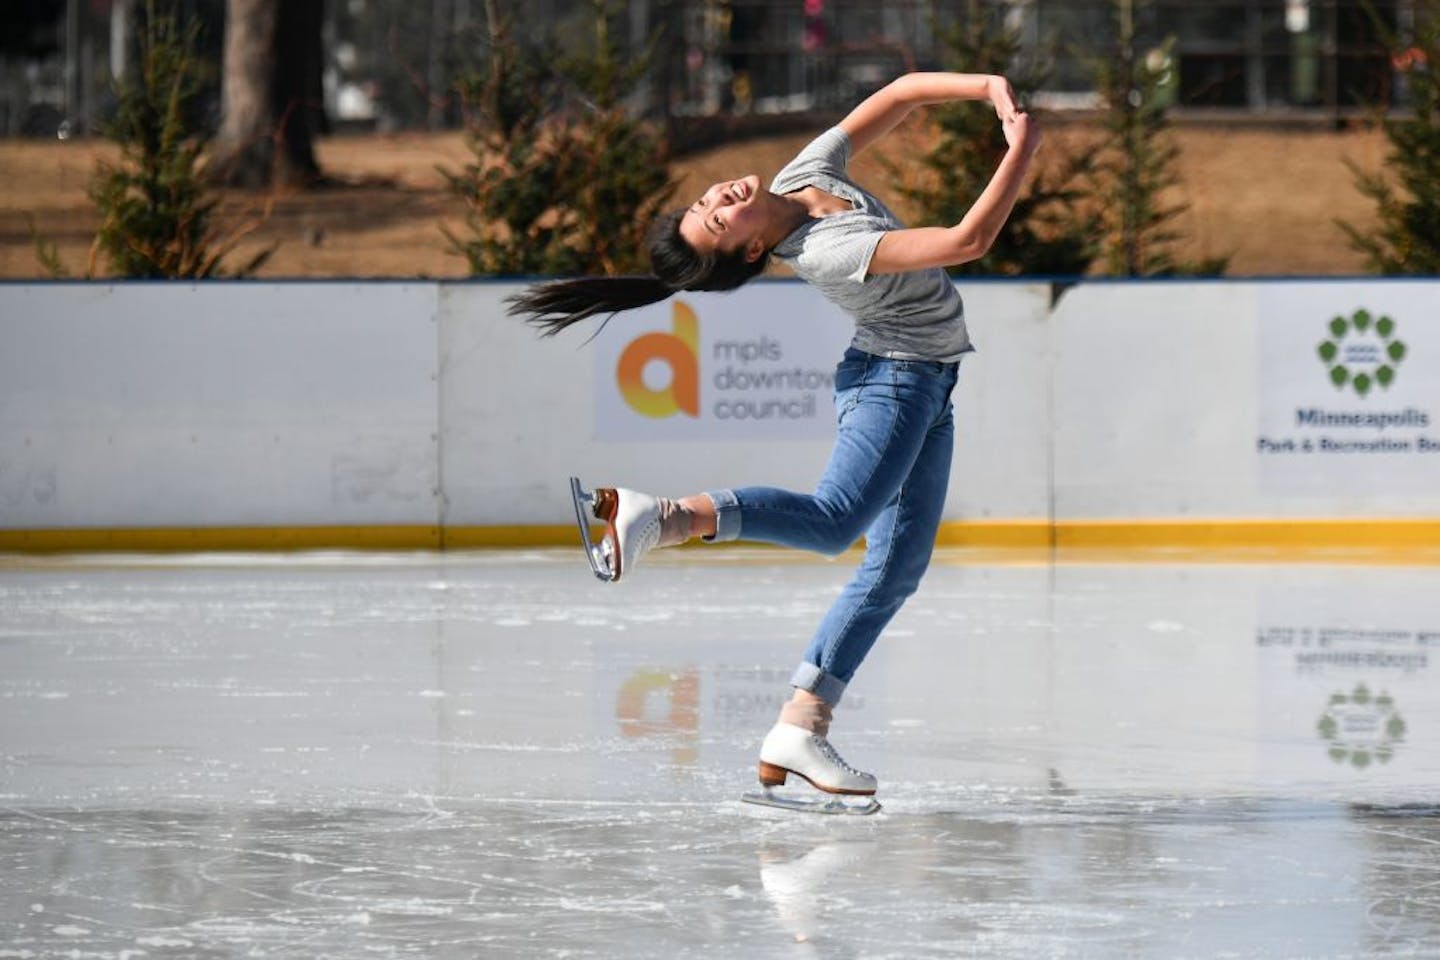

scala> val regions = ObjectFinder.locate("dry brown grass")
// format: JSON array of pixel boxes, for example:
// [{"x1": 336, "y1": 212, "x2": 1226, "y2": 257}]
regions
[{"x1": 0, "y1": 120, "x2": 1389, "y2": 280}]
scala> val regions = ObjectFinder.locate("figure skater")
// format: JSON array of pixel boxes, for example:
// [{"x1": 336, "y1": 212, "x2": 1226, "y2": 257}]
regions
[{"x1": 509, "y1": 72, "x2": 1041, "y2": 806}]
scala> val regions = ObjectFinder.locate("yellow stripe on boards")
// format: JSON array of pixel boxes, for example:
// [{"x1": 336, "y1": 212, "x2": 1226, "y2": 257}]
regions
[
  {"x1": 0, "y1": 519, "x2": 1437, "y2": 563},
  {"x1": 934, "y1": 520, "x2": 1051, "y2": 550},
  {"x1": 0, "y1": 526, "x2": 443, "y2": 554},
  {"x1": 1056, "y1": 518, "x2": 1440, "y2": 550},
  {"x1": 443, "y1": 525, "x2": 577, "y2": 549},
  {"x1": 1053, "y1": 518, "x2": 1440, "y2": 565}
]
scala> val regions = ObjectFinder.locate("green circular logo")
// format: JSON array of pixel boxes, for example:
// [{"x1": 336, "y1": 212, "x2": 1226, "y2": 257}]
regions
[
  {"x1": 1318, "y1": 309, "x2": 1406, "y2": 398},
  {"x1": 1316, "y1": 683, "x2": 1407, "y2": 769}
]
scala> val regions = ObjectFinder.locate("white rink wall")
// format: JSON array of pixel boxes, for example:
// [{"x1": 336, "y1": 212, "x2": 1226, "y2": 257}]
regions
[
  {"x1": 0, "y1": 283, "x2": 441, "y2": 530},
  {"x1": 1, "y1": 278, "x2": 1438, "y2": 538}
]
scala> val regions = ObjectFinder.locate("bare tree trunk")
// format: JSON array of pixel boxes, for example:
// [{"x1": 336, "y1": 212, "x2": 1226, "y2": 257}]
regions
[
  {"x1": 213, "y1": 0, "x2": 324, "y2": 188},
  {"x1": 274, "y1": 0, "x2": 325, "y2": 178},
  {"x1": 213, "y1": 0, "x2": 276, "y2": 187}
]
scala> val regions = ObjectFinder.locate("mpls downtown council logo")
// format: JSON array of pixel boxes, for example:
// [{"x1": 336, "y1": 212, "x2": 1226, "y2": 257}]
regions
[
  {"x1": 1316, "y1": 308, "x2": 1406, "y2": 397},
  {"x1": 615, "y1": 302, "x2": 700, "y2": 419},
  {"x1": 603, "y1": 297, "x2": 842, "y2": 439}
]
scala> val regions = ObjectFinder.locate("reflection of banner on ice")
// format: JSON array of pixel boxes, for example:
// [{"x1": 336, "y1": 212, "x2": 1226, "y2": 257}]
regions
[
  {"x1": 1257, "y1": 284, "x2": 1440, "y2": 494},
  {"x1": 1257, "y1": 573, "x2": 1435, "y2": 782},
  {"x1": 615, "y1": 667, "x2": 698, "y2": 765},
  {"x1": 593, "y1": 287, "x2": 853, "y2": 442}
]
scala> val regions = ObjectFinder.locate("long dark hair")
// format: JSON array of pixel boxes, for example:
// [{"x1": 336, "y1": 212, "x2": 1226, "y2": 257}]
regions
[{"x1": 507, "y1": 209, "x2": 772, "y2": 337}]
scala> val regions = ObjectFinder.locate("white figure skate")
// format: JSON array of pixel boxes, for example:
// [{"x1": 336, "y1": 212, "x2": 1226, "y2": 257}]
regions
[
  {"x1": 568, "y1": 477, "x2": 663, "y2": 583},
  {"x1": 741, "y1": 722, "x2": 881, "y2": 816}
]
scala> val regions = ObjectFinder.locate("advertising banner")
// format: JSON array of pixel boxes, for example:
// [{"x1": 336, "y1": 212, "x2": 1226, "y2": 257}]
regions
[
  {"x1": 588, "y1": 284, "x2": 854, "y2": 441},
  {"x1": 1257, "y1": 282, "x2": 1440, "y2": 494}
]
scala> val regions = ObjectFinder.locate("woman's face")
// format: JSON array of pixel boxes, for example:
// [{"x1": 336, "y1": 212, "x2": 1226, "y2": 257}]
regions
[{"x1": 678, "y1": 174, "x2": 767, "y2": 260}]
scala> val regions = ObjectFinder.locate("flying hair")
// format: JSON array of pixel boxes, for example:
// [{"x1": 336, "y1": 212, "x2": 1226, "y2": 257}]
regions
[{"x1": 507, "y1": 209, "x2": 772, "y2": 337}]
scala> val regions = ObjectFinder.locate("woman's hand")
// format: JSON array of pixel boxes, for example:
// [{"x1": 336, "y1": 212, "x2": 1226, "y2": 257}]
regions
[
  {"x1": 988, "y1": 75, "x2": 1020, "y2": 122},
  {"x1": 841, "y1": 72, "x2": 1028, "y2": 157},
  {"x1": 1003, "y1": 111, "x2": 1042, "y2": 156}
]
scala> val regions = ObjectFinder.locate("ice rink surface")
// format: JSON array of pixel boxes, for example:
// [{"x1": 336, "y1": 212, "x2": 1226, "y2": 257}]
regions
[{"x1": 3, "y1": 548, "x2": 1439, "y2": 959}]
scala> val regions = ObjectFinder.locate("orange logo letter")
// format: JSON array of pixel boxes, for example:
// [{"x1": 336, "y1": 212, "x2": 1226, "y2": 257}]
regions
[{"x1": 616, "y1": 303, "x2": 699, "y2": 418}]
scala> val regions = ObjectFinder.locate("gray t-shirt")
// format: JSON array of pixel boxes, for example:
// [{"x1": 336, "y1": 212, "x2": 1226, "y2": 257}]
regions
[{"x1": 771, "y1": 126, "x2": 972, "y2": 362}]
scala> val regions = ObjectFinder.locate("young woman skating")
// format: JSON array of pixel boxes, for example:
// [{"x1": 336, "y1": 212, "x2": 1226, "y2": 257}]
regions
[{"x1": 510, "y1": 71, "x2": 1041, "y2": 808}]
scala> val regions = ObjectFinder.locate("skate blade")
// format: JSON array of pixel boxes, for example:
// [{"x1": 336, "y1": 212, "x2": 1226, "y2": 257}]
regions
[
  {"x1": 740, "y1": 789, "x2": 881, "y2": 816},
  {"x1": 568, "y1": 476, "x2": 618, "y2": 582}
]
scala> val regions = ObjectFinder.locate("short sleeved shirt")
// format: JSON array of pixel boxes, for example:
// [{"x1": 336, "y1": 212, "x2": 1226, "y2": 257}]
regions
[{"x1": 770, "y1": 126, "x2": 972, "y2": 362}]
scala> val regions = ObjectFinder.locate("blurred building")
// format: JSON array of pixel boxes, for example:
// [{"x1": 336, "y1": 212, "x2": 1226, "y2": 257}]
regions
[
  {"x1": 0, "y1": 0, "x2": 222, "y2": 138},
  {"x1": 665, "y1": 0, "x2": 1418, "y2": 119},
  {"x1": 0, "y1": 0, "x2": 1428, "y2": 139}
]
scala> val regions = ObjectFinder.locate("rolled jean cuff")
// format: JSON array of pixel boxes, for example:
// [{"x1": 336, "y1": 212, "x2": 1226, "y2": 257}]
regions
[
  {"x1": 704, "y1": 489, "x2": 742, "y2": 542},
  {"x1": 789, "y1": 661, "x2": 848, "y2": 706}
]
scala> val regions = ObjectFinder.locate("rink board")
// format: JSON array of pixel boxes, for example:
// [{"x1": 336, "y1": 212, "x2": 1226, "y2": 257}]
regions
[{"x1": 1, "y1": 279, "x2": 1439, "y2": 551}]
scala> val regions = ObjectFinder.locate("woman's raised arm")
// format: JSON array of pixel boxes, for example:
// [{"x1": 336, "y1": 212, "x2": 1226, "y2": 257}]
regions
[
  {"x1": 839, "y1": 72, "x2": 1019, "y2": 156},
  {"x1": 866, "y1": 111, "x2": 1042, "y2": 274}
]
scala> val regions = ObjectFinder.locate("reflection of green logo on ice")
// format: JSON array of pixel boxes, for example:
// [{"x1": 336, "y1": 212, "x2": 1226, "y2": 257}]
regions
[
  {"x1": 1317, "y1": 309, "x2": 1406, "y2": 397},
  {"x1": 1316, "y1": 683, "x2": 1406, "y2": 769}
]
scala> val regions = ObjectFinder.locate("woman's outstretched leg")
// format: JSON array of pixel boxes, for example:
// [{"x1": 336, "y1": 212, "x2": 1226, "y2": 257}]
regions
[
  {"x1": 756, "y1": 405, "x2": 953, "y2": 796},
  {"x1": 798, "y1": 403, "x2": 954, "y2": 701}
]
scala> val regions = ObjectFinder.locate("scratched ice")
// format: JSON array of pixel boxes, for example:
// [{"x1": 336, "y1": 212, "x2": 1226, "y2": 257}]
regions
[{"x1": 2, "y1": 550, "x2": 1439, "y2": 958}]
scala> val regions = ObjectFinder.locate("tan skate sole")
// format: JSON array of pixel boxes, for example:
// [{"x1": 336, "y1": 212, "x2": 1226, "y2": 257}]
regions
[{"x1": 757, "y1": 760, "x2": 877, "y2": 797}]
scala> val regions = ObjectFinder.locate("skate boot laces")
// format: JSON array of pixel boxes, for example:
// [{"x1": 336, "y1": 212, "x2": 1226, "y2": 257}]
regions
[
  {"x1": 815, "y1": 736, "x2": 866, "y2": 778},
  {"x1": 633, "y1": 512, "x2": 661, "y2": 553}
]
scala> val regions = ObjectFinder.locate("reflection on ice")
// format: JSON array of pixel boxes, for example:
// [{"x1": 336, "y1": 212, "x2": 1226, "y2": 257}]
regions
[{"x1": 2, "y1": 550, "x2": 1440, "y2": 957}]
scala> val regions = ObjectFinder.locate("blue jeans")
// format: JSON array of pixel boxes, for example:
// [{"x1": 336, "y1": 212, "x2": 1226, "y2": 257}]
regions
[{"x1": 706, "y1": 347, "x2": 960, "y2": 705}]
